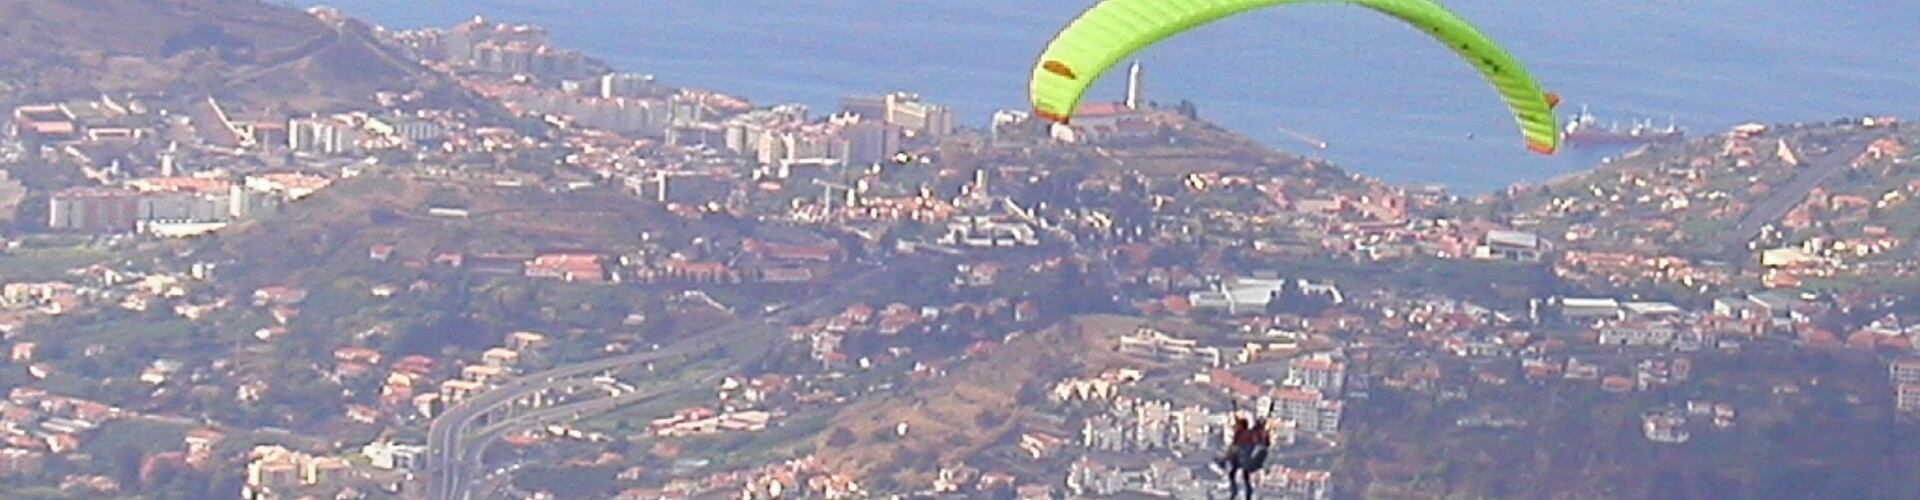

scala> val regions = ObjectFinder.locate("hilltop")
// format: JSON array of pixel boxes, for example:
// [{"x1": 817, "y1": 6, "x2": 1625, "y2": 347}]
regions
[
  {"x1": 960, "y1": 109, "x2": 1353, "y2": 183},
  {"x1": 0, "y1": 0, "x2": 449, "y2": 112}
]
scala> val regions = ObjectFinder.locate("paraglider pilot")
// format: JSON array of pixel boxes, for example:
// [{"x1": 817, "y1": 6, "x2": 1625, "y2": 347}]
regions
[{"x1": 1215, "y1": 401, "x2": 1272, "y2": 499}]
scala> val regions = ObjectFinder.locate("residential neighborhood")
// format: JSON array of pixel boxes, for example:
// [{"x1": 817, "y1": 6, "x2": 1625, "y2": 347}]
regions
[{"x1": 0, "y1": 5, "x2": 1915, "y2": 500}]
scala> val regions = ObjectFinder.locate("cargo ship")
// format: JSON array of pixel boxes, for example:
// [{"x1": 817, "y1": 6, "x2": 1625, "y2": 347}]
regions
[{"x1": 1560, "y1": 105, "x2": 1685, "y2": 146}]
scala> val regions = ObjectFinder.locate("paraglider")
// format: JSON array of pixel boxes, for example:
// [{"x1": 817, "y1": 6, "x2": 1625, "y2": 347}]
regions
[
  {"x1": 1029, "y1": 0, "x2": 1562, "y2": 154},
  {"x1": 1214, "y1": 399, "x2": 1274, "y2": 499}
]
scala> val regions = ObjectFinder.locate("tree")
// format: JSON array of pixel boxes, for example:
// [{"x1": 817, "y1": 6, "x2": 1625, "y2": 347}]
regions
[
  {"x1": 108, "y1": 446, "x2": 142, "y2": 491},
  {"x1": 974, "y1": 410, "x2": 1008, "y2": 429},
  {"x1": 1175, "y1": 99, "x2": 1199, "y2": 119},
  {"x1": 367, "y1": 207, "x2": 399, "y2": 225},
  {"x1": 1045, "y1": 262, "x2": 1112, "y2": 315},
  {"x1": 1015, "y1": 380, "x2": 1048, "y2": 406},
  {"x1": 826, "y1": 427, "x2": 858, "y2": 447}
]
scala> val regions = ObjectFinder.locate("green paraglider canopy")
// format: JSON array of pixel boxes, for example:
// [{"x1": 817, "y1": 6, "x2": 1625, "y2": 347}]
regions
[{"x1": 1029, "y1": 0, "x2": 1562, "y2": 154}]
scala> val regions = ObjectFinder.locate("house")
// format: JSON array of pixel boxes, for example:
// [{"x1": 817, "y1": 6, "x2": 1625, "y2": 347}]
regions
[
  {"x1": 251, "y1": 286, "x2": 307, "y2": 306},
  {"x1": 1642, "y1": 413, "x2": 1690, "y2": 444},
  {"x1": 1476, "y1": 230, "x2": 1547, "y2": 262},
  {"x1": 1559, "y1": 298, "x2": 1622, "y2": 322},
  {"x1": 462, "y1": 364, "x2": 505, "y2": 384},
  {"x1": 747, "y1": 240, "x2": 840, "y2": 262},
  {"x1": 333, "y1": 347, "x2": 383, "y2": 365},
  {"x1": 346, "y1": 404, "x2": 381, "y2": 424},
  {"x1": 368, "y1": 244, "x2": 394, "y2": 262},
  {"x1": 1746, "y1": 292, "x2": 1812, "y2": 323},
  {"x1": 525, "y1": 253, "x2": 606, "y2": 282},
  {"x1": 955, "y1": 262, "x2": 1000, "y2": 287},
  {"x1": 761, "y1": 267, "x2": 814, "y2": 283},
  {"x1": 481, "y1": 347, "x2": 520, "y2": 368},
  {"x1": 184, "y1": 428, "x2": 224, "y2": 457},
  {"x1": 506, "y1": 331, "x2": 547, "y2": 351},
  {"x1": 1019, "y1": 432, "x2": 1067, "y2": 460},
  {"x1": 433, "y1": 252, "x2": 466, "y2": 268}
]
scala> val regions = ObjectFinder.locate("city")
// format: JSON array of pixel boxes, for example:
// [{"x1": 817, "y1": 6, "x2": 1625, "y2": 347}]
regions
[{"x1": 0, "y1": 4, "x2": 1915, "y2": 500}]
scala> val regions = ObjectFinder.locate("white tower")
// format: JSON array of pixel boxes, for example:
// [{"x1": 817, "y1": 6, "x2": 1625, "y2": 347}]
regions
[{"x1": 1125, "y1": 60, "x2": 1143, "y2": 109}]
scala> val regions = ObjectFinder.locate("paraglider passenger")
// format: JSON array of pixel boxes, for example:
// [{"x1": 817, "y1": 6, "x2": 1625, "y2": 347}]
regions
[{"x1": 1215, "y1": 413, "x2": 1271, "y2": 499}]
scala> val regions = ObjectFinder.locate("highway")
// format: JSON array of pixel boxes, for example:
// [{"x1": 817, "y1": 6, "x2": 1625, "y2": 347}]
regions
[
  {"x1": 1712, "y1": 133, "x2": 1884, "y2": 257},
  {"x1": 424, "y1": 261, "x2": 919, "y2": 500}
]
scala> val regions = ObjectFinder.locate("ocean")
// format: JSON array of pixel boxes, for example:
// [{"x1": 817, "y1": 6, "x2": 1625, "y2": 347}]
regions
[{"x1": 302, "y1": 0, "x2": 1920, "y2": 194}]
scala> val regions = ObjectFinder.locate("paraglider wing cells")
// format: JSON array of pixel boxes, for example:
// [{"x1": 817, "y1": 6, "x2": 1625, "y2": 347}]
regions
[{"x1": 1027, "y1": 0, "x2": 1559, "y2": 155}]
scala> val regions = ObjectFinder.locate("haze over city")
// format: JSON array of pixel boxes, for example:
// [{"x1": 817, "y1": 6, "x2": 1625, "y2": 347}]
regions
[{"x1": 0, "y1": 1, "x2": 1913, "y2": 499}]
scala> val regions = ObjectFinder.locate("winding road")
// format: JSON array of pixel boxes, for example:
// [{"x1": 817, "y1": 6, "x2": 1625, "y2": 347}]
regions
[
  {"x1": 1711, "y1": 133, "x2": 1884, "y2": 258},
  {"x1": 424, "y1": 261, "x2": 919, "y2": 500}
]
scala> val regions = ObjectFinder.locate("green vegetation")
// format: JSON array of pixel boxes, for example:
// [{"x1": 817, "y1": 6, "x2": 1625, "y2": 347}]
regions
[
  {"x1": 1350, "y1": 350, "x2": 1920, "y2": 499},
  {"x1": 514, "y1": 464, "x2": 623, "y2": 498},
  {"x1": 0, "y1": 245, "x2": 109, "y2": 280}
]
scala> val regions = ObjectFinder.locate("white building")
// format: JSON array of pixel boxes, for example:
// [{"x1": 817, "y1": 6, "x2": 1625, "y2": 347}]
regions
[
  {"x1": 361, "y1": 441, "x2": 426, "y2": 471},
  {"x1": 365, "y1": 116, "x2": 446, "y2": 143},
  {"x1": 1476, "y1": 229, "x2": 1547, "y2": 262},
  {"x1": 288, "y1": 117, "x2": 362, "y2": 155},
  {"x1": 1287, "y1": 354, "x2": 1347, "y2": 395}
]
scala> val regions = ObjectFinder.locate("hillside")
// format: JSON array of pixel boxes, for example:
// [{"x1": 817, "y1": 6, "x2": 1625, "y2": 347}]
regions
[
  {"x1": 1498, "y1": 118, "x2": 1914, "y2": 254},
  {"x1": 1349, "y1": 350, "x2": 1920, "y2": 499},
  {"x1": 1466, "y1": 118, "x2": 1920, "y2": 297},
  {"x1": 952, "y1": 110, "x2": 1353, "y2": 185},
  {"x1": 0, "y1": 0, "x2": 444, "y2": 112},
  {"x1": 811, "y1": 315, "x2": 1146, "y2": 489},
  {"x1": 202, "y1": 173, "x2": 732, "y2": 292}
]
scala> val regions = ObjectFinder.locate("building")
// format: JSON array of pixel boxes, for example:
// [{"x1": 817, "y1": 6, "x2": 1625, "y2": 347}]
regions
[
  {"x1": 10, "y1": 104, "x2": 77, "y2": 140},
  {"x1": 1899, "y1": 384, "x2": 1920, "y2": 415},
  {"x1": 471, "y1": 40, "x2": 591, "y2": 77},
  {"x1": 837, "y1": 116, "x2": 904, "y2": 167},
  {"x1": 938, "y1": 216, "x2": 1040, "y2": 248},
  {"x1": 48, "y1": 188, "x2": 141, "y2": 232},
  {"x1": 365, "y1": 116, "x2": 446, "y2": 143},
  {"x1": 245, "y1": 172, "x2": 333, "y2": 201},
  {"x1": 443, "y1": 16, "x2": 552, "y2": 66},
  {"x1": 884, "y1": 93, "x2": 953, "y2": 138},
  {"x1": 1642, "y1": 413, "x2": 1690, "y2": 444},
  {"x1": 1892, "y1": 358, "x2": 1920, "y2": 386},
  {"x1": 991, "y1": 109, "x2": 1031, "y2": 143},
  {"x1": 244, "y1": 446, "x2": 321, "y2": 497},
  {"x1": 1476, "y1": 230, "x2": 1547, "y2": 262},
  {"x1": 839, "y1": 94, "x2": 888, "y2": 122},
  {"x1": 1288, "y1": 355, "x2": 1347, "y2": 395},
  {"x1": 840, "y1": 92, "x2": 952, "y2": 138},
  {"x1": 1257, "y1": 466, "x2": 1334, "y2": 500},
  {"x1": 1125, "y1": 60, "x2": 1144, "y2": 109},
  {"x1": 241, "y1": 121, "x2": 289, "y2": 149},
  {"x1": 1266, "y1": 388, "x2": 1344, "y2": 435},
  {"x1": 288, "y1": 117, "x2": 362, "y2": 155},
  {"x1": 1559, "y1": 297, "x2": 1624, "y2": 322},
  {"x1": 361, "y1": 441, "x2": 426, "y2": 471},
  {"x1": 506, "y1": 331, "x2": 548, "y2": 351},
  {"x1": 598, "y1": 72, "x2": 660, "y2": 98}
]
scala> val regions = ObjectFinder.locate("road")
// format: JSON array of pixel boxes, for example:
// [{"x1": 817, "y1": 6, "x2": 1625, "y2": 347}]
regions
[
  {"x1": 425, "y1": 261, "x2": 921, "y2": 500},
  {"x1": 1712, "y1": 133, "x2": 1884, "y2": 257}
]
